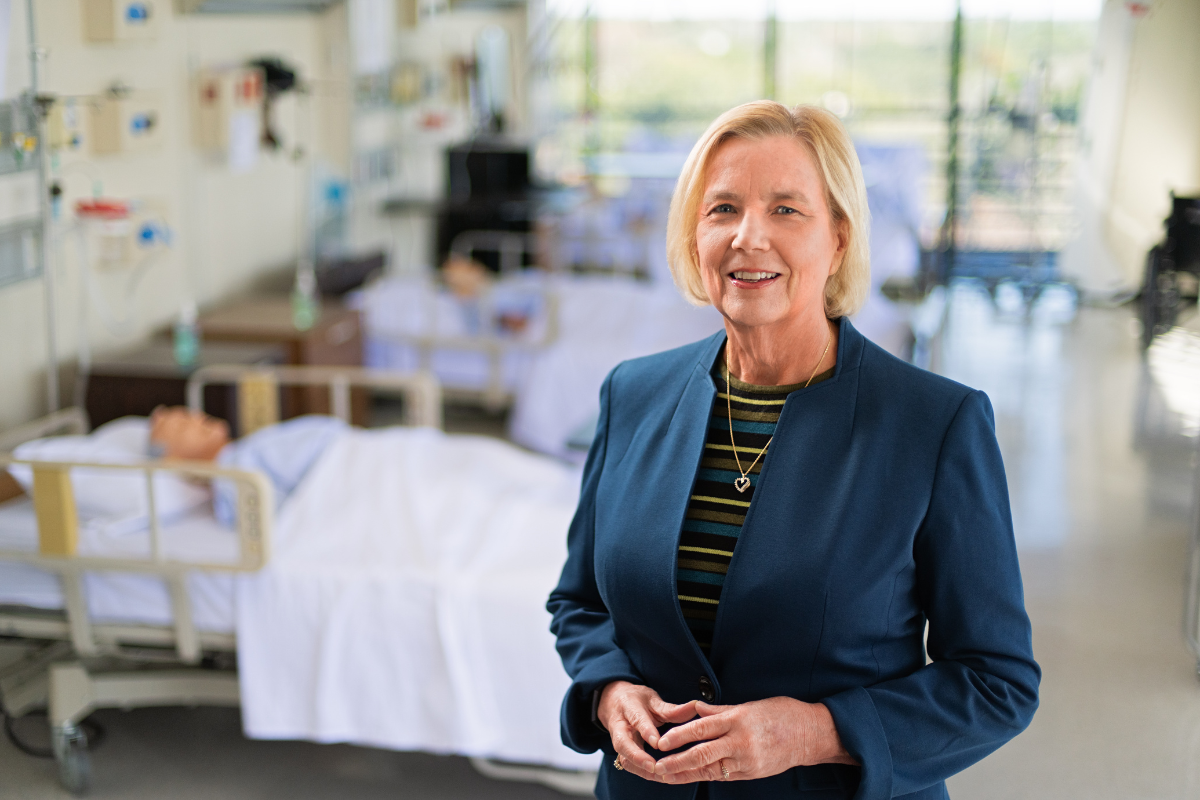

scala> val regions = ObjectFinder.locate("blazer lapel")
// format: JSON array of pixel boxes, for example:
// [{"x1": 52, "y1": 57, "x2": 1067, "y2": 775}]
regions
[
  {"x1": 644, "y1": 338, "x2": 724, "y2": 625},
  {"x1": 598, "y1": 333, "x2": 724, "y2": 677}
]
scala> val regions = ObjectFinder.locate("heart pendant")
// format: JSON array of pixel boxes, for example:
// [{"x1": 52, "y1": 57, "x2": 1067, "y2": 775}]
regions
[{"x1": 734, "y1": 476, "x2": 751, "y2": 493}]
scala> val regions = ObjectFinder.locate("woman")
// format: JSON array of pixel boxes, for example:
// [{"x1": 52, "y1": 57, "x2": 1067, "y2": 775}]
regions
[{"x1": 547, "y1": 101, "x2": 1039, "y2": 800}]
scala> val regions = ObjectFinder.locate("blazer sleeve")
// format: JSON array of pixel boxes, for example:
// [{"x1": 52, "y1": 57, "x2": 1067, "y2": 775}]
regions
[
  {"x1": 822, "y1": 389, "x2": 1041, "y2": 799},
  {"x1": 547, "y1": 367, "x2": 644, "y2": 753}
]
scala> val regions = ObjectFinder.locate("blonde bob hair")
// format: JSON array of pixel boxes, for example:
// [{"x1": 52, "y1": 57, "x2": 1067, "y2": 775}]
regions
[{"x1": 666, "y1": 101, "x2": 870, "y2": 318}]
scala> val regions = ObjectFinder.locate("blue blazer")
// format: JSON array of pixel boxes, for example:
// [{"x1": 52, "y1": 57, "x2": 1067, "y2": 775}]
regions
[{"x1": 548, "y1": 318, "x2": 1039, "y2": 800}]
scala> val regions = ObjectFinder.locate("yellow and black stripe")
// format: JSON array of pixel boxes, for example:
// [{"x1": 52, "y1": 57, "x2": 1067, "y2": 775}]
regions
[{"x1": 676, "y1": 356, "x2": 833, "y2": 656}]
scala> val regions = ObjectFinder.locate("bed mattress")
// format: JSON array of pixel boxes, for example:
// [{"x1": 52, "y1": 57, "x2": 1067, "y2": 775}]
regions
[{"x1": 0, "y1": 497, "x2": 240, "y2": 634}]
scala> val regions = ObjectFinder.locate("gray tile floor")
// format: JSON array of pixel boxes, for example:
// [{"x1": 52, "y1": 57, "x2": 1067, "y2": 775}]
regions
[
  {"x1": 0, "y1": 705, "x2": 568, "y2": 799},
  {"x1": 4, "y1": 291, "x2": 1200, "y2": 798}
]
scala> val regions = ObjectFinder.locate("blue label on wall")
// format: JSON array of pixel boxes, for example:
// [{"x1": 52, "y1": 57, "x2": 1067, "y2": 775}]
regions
[{"x1": 130, "y1": 113, "x2": 156, "y2": 136}]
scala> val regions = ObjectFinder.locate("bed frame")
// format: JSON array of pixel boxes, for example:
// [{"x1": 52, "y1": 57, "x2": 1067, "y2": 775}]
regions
[{"x1": 0, "y1": 366, "x2": 596, "y2": 796}]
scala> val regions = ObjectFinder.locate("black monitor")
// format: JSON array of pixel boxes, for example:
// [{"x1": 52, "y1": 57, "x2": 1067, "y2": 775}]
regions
[
  {"x1": 1167, "y1": 195, "x2": 1200, "y2": 274},
  {"x1": 439, "y1": 140, "x2": 533, "y2": 271},
  {"x1": 446, "y1": 141, "x2": 530, "y2": 202}
]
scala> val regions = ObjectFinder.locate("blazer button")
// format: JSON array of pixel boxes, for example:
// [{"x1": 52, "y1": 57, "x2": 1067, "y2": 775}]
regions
[{"x1": 698, "y1": 676, "x2": 715, "y2": 702}]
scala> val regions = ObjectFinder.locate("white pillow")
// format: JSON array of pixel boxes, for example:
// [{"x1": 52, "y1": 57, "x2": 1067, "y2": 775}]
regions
[{"x1": 7, "y1": 417, "x2": 212, "y2": 525}]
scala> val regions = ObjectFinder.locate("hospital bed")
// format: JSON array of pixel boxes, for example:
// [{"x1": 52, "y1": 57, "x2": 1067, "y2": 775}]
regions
[
  {"x1": 355, "y1": 269, "x2": 727, "y2": 457},
  {"x1": 1, "y1": 365, "x2": 599, "y2": 796},
  {"x1": 354, "y1": 272, "x2": 561, "y2": 411},
  {"x1": 353, "y1": 230, "x2": 561, "y2": 411},
  {"x1": 353, "y1": 223, "x2": 674, "y2": 416},
  {"x1": 0, "y1": 366, "x2": 441, "y2": 794}
]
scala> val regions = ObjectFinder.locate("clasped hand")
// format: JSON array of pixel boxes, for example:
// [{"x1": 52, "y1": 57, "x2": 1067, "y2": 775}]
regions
[{"x1": 598, "y1": 681, "x2": 856, "y2": 784}]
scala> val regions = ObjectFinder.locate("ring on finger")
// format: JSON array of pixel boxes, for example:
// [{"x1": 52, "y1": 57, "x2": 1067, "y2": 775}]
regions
[
  {"x1": 613, "y1": 755, "x2": 624, "y2": 771},
  {"x1": 720, "y1": 762, "x2": 730, "y2": 781}
]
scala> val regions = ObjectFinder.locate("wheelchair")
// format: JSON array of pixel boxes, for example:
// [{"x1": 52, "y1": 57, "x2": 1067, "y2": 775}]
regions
[{"x1": 1141, "y1": 194, "x2": 1200, "y2": 349}]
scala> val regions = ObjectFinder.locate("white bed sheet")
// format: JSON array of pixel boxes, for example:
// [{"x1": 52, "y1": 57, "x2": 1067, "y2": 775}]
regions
[
  {"x1": 0, "y1": 497, "x2": 240, "y2": 634},
  {"x1": 236, "y1": 426, "x2": 600, "y2": 771},
  {"x1": 508, "y1": 279, "x2": 725, "y2": 457}
]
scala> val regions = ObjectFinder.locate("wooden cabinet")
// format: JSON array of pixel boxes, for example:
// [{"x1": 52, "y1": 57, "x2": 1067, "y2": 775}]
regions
[{"x1": 197, "y1": 298, "x2": 369, "y2": 424}]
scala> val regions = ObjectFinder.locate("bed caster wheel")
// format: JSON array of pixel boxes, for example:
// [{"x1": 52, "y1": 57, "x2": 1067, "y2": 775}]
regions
[{"x1": 52, "y1": 723, "x2": 91, "y2": 795}]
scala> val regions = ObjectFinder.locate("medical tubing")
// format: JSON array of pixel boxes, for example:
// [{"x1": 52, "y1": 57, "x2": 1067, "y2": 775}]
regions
[
  {"x1": 0, "y1": 665, "x2": 50, "y2": 757},
  {"x1": 62, "y1": 221, "x2": 91, "y2": 410},
  {"x1": 0, "y1": 684, "x2": 106, "y2": 759},
  {"x1": 2, "y1": 709, "x2": 53, "y2": 758}
]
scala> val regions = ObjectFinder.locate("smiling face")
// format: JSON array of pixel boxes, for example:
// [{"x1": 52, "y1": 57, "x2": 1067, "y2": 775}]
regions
[{"x1": 696, "y1": 135, "x2": 846, "y2": 332}]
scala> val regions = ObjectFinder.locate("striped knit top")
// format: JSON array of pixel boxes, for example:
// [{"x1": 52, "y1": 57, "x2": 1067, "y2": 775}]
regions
[{"x1": 676, "y1": 354, "x2": 833, "y2": 657}]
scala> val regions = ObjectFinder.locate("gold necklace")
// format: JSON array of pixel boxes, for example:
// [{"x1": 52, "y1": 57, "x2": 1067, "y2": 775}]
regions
[{"x1": 726, "y1": 326, "x2": 832, "y2": 493}]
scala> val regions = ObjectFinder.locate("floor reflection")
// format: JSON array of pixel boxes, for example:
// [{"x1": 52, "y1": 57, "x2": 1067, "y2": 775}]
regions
[
  {"x1": 937, "y1": 279, "x2": 1073, "y2": 549},
  {"x1": 938, "y1": 283, "x2": 1200, "y2": 799}
]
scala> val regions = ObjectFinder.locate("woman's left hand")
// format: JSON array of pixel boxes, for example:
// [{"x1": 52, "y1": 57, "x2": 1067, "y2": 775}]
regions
[{"x1": 651, "y1": 697, "x2": 858, "y2": 783}]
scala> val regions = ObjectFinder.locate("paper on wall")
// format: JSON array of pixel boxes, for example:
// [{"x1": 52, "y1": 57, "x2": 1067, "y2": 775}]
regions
[{"x1": 229, "y1": 109, "x2": 258, "y2": 173}]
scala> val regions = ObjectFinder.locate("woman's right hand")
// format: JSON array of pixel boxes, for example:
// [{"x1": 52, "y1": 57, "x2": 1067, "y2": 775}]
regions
[{"x1": 598, "y1": 681, "x2": 698, "y2": 782}]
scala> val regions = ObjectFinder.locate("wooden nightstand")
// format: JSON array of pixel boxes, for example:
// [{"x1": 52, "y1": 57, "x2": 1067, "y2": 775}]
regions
[{"x1": 197, "y1": 297, "x2": 368, "y2": 423}]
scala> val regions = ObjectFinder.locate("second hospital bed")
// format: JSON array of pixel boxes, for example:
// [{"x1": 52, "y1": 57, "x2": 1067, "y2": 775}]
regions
[
  {"x1": 0, "y1": 366, "x2": 598, "y2": 795},
  {"x1": 353, "y1": 270, "x2": 727, "y2": 457}
]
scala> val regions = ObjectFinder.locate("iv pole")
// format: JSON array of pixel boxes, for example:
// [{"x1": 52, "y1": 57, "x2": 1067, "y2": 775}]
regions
[{"x1": 27, "y1": 0, "x2": 58, "y2": 412}]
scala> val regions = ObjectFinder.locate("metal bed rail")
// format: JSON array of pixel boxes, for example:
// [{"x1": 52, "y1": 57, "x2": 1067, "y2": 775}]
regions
[
  {"x1": 0, "y1": 457, "x2": 272, "y2": 662},
  {"x1": 0, "y1": 449, "x2": 272, "y2": 794},
  {"x1": 185, "y1": 364, "x2": 443, "y2": 434},
  {"x1": 0, "y1": 407, "x2": 89, "y2": 453}
]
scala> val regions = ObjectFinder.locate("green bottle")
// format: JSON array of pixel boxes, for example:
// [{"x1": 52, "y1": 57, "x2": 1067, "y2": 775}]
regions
[
  {"x1": 174, "y1": 301, "x2": 199, "y2": 367},
  {"x1": 292, "y1": 267, "x2": 320, "y2": 331}
]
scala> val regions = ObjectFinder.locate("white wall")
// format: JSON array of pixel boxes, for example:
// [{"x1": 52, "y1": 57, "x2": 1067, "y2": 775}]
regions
[
  {"x1": 1107, "y1": 0, "x2": 1200, "y2": 278},
  {"x1": 0, "y1": 0, "x2": 351, "y2": 430},
  {"x1": 1064, "y1": 0, "x2": 1200, "y2": 295}
]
